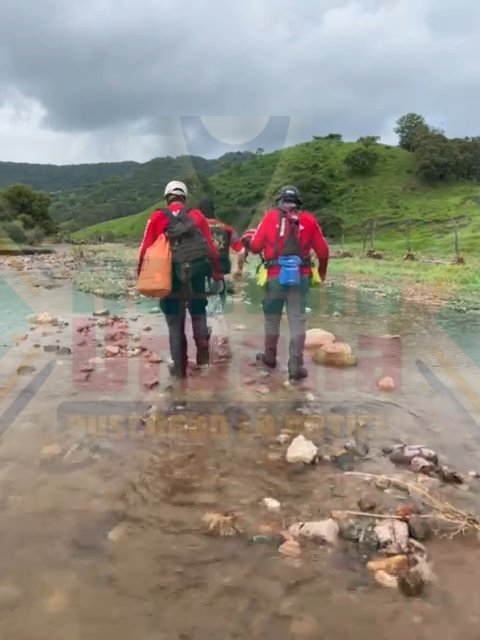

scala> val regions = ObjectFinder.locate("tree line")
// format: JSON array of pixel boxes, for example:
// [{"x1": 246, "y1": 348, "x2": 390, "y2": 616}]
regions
[{"x1": 0, "y1": 184, "x2": 57, "y2": 245}]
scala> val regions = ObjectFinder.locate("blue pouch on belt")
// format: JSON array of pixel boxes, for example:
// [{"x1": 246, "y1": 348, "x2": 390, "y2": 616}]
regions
[{"x1": 278, "y1": 255, "x2": 302, "y2": 286}]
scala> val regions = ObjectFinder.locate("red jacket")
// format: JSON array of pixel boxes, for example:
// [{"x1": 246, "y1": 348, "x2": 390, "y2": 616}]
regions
[
  {"x1": 249, "y1": 209, "x2": 329, "y2": 280},
  {"x1": 137, "y1": 202, "x2": 222, "y2": 278},
  {"x1": 206, "y1": 218, "x2": 243, "y2": 252}
]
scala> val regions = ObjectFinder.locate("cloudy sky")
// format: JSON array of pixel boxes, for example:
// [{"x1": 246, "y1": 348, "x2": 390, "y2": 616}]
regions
[{"x1": 0, "y1": 0, "x2": 478, "y2": 165}]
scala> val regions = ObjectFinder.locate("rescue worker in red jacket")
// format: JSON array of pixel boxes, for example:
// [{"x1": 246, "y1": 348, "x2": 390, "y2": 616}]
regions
[
  {"x1": 242, "y1": 185, "x2": 329, "y2": 381},
  {"x1": 138, "y1": 181, "x2": 222, "y2": 379}
]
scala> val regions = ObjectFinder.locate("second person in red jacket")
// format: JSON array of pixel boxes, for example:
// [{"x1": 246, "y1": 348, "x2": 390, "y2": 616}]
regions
[{"x1": 243, "y1": 185, "x2": 329, "y2": 381}]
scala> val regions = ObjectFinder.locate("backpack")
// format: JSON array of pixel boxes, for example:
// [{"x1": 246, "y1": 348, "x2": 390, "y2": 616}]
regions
[
  {"x1": 208, "y1": 220, "x2": 231, "y2": 274},
  {"x1": 163, "y1": 207, "x2": 211, "y2": 282}
]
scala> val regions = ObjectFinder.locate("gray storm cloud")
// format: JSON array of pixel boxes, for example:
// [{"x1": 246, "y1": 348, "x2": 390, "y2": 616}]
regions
[{"x1": 0, "y1": 0, "x2": 479, "y2": 162}]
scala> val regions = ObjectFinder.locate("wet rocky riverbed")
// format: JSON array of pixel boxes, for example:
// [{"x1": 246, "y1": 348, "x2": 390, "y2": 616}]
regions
[{"x1": 1, "y1": 246, "x2": 480, "y2": 639}]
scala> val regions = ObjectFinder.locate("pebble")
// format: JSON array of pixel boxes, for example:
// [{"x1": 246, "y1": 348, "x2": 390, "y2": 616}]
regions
[
  {"x1": 374, "y1": 570, "x2": 398, "y2": 589},
  {"x1": 43, "y1": 345, "x2": 59, "y2": 353},
  {"x1": 286, "y1": 435, "x2": 318, "y2": 464},
  {"x1": 0, "y1": 585, "x2": 23, "y2": 610},
  {"x1": 108, "y1": 522, "x2": 128, "y2": 543},
  {"x1": 17, "y1": 365, "x2": 36, "y2": 375},
  {"x1": 276, "y1": 433, "x2": 291, "y2": 445},
  {"x1": 278, "y1": 540, "x2": 301, "y2": 558},
  {"x1": 408, "y1": 515, "x2": 432, "y2": 541},
  {"x1": 468, "y1": 471, "x2": 480, "y2": 479},
  {"x1": 263, "y1": 497, "x2": 281, "y2": 512},
  {"x1": 93, "y1": 309, "x2": 109, "y2": 316},
  {"x1": 375, "y1": 476, "x2": 391, "y2": 491},
  {"x1": 234, "y1": 324, "x2": 247, "y2": 331},
  {"x1": 357, "y1": 494, "x2": 377, "y2": 512}
]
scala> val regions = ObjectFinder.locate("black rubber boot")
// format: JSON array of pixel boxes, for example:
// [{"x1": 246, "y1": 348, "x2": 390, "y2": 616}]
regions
[{"x1": 288, "y1": 357, "x2": 308, "y2": 381}]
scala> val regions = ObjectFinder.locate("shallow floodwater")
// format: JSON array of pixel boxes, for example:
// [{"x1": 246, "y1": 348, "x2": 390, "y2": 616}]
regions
[{"x1": 1, "y1": 250, "x2": 480, "y2": 639}]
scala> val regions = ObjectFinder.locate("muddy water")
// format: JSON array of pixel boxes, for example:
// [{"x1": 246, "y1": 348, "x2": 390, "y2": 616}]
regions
[{"x1": 1, "y1": 250, "x2": 480, "y2": 639}]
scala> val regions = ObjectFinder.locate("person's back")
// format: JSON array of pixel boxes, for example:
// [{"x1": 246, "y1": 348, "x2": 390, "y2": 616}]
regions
[
  {"x1": 243, "y1": 185, "x2": 329, "y2": 381},
  {"x1": 198, "y1": 198, "x2": 242, "y2": 275}
]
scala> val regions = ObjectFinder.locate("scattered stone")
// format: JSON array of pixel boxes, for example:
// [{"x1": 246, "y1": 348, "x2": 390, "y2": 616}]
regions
[
  {"x1": 395, "y1": 504, "x2": 419, "y2": 520},
  {"x1": 148, "y1": 353, "x2": 163, "y2": 363},
  {"x1": 411, "y1": 456, "x2": 436, "y2": 474},
  {"x1": 257, "y1": 386, "x2": 270, "y2": 395},
  {"x1": 263, "y1": 497, "x2": 281, "y2": 512},
  {"x1": 397, "y1": 570, "x2": 425, "y2": 598},
  {"x1": 276, "y1": 433, "x2": 291, "y2": 445},
  {"x1": 40, "y1": 443, "x2": 63, "y2": 462},
  {"x1": 468, "y1": 471, "x2": 480, "y2": 479},
  {"x1": 375, "y1": 476, "x2": 391, "y2": 491},
  {"x1": 88, "y1": 357, "x2": 104, "y2": 365},
  {"x1": 93, "y1": 309, "x2": 109, "y2": 317},
  {"x1": 17, "y1": 365, "x2": 36, "y2": 375},
  {"x1": 105, "y1": 345, "x2": 121, "y2": 357},
  {"x1": 304, "y1": 328, "x2": 335, "y2": 349},
  {"x1": 289, "y1": 462, "x2": 308, "y2": 475},
  {"x1": 28, "y1": 312, "x2": 58, "y2": 326},
  {"x1": 378, "y1": 376, "x2": 395, "y2": 391},
  {"x1": 304, "y1": 392, "x2": 316, "y2": 402},
  {"x1": 144, "y1": 379, "x2": 160, "y2": 390},
  {"x1": 389, "y1": 445, "x2": 438, "y2": 466},
  {"x1": 357, "y1": 494, "x2": 377, "y2": 512},
  {"x1": 286, "y1": 435, "x2": 318, "y2": 464},
  {"x1": 312, "y1": 344, "x2": 357, "y2": 368},
  {"x1": 331, "y1": 449, "x2": 355, "y2": 471},
  {"x1": 436, "y1": 465, "x2": 464, "y2": 485},
  {"x1": 278, "y1": 539, "x2": 301, "y2": 558},
  {"x1": 43, "y1": 345, "x2": 59, "y2": 353},
  {"x1": 374, "y1": 570, "x2": 398, "y2": 589},
  {"x1": 289, "y1": 519, "x2": 339, "y2": 545},
  {"x1": 345, "y1": 437, "x2": 369, "y2": 458},
  {"x1": 202, "y1": 512, "x2": 241, "y2": 536},
  {"x1": 57, "y1": 347, "x2": 72, "y2": 356},
  {"x1": 408, "y1": 516, "x2": 432, "y2": 541},
  {"x1": 374, "y1": 519, "x2": 409, "y2": 554},
  {"x1": 107, "y1": 521, "x2": 128, "y2": 543},
  {"x1": 0, "y1": 585, "x2": 23, "y2": 610},
  {"x1": 367, "y1": 555, "x2": 409, "y2": 576}
]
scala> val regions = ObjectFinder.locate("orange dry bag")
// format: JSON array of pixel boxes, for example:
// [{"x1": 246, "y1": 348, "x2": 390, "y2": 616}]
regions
[{"x1": 137, "y1": 233, "x2": 172, "y2": 298}]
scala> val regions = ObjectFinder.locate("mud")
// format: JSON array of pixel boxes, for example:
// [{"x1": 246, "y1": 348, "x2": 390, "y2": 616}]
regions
[{"x1": 1, "y1": 246, "x2": 480, "y2": 639}]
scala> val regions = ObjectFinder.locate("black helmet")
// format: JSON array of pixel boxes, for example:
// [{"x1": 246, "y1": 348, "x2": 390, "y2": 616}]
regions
[{"x1": 275, "y1": 185, "x2": 301, "y2": 206}]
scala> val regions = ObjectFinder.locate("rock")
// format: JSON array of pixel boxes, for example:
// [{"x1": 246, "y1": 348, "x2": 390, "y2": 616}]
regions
[
  {"x1": 43, "y1": 345, "x2": 59, "y2": 353},
  {"x1": 144, "y1": 379, "x2": 160, "y2": 390},
  {"x1": 390, "y1": 445, "x2": 438, "y2": 466},
  {"x1": 93, "y1": 309, "x2": 109, "y2": 316},
  {"x1": 148, "y1": 353, "x2": 162, "y2": 363},
  {"x1": 398, "y1": 570, "x2": 425, "y2": 597},
  {"x1": 374, "y1": 570, "x2": 398, "y2": 589},
  {"x1": 378, "y1": 376, "x2": 395, "y2": 391},
  {"x1": 28, "y1": 312, "x2": 57, "y2": 325},
  {"x1": 305, "y1": 392, "x2": 316, "y2": 402},
  {"x1": 331, "y1": 449, "x2": 355, "y2": 471},
  {"x1": 290, "y1": 615, "x2": 319, "y2": 638},
  {"x1": 289, "y1": 462, "x2": 308, "y2": 475},
  {"x1": 304, "y1": 328, "x2": 335, "y2": 349},
  {"x1": 286, "y1": 435, "x2": 318, "y2": 464},
  {"x1": 202, "y1": 512, "x2": 242, "y2": 536},
  {"x1": 263, "y1": 497, "x2": 281, "y2": 512},
  {"x1": 276, "y1": 433, "x2": 291, "y2": 445},
  {"x1": 436, "y1": 465, "x2": 464, "y2": 485},
  {"x1": 345, "y1": 437, "x2": 369, "y2": 457},
  {"x1": 312, "y1": 342, "x2": 357, "y2": 368},
  {"x1": 257, "y1": 386, "x2": 270, "y2": 395},
  {"x1": 367, "y1": 555, "x2": 409, "y2": 576},
  {"x1": 0, "y1": 585, "x2": 23, "y2": 610},
  {"x1": 395, "y1": 504, "x2": 419, "y2": 520},
  {"x1": 105, "y1": 346, "x2": 121, "y2": 357},
  {"x1": 468, "y1": 471, "x2": 480, "y2": 479},
  {"x1": 408, "y1": 516, "x2": 432, "y2": 541},
  {"x1": 17, "y1": 365, "x2": 36, "y2": 375},
  {"x1": 57, "y1": 347, "x2": 72, "y2": 356},
  {"x1": 412, "y1": 557, "x2": 436, "y2": 583},
  {"x1": 107, "y1": 521, "x2": 128, "y2": 543},
  {"x1": 375, "y1": 476, "x2": 391, "y2": 491},
  {"x1": 40, "y1": 443, "x2": 63, "y2": 462},
  {"x1": 411, "y1": 456, "x2": 436, "y2": 474},
  {"x1": 289, "y1": 519, "x2": 339, "y2": 545},
  {"x1": 278, "y1": 539, "x2": 301, "y2": 557},
  {"x1": 374, "y1": 519, "x2": 409, "y2": 554},
  {"x1": 234, "y1": 324, "x2": 247, "y2": 331},
  {"x1": 357, "y1": 494, "x2": 377, "y2": 512}
]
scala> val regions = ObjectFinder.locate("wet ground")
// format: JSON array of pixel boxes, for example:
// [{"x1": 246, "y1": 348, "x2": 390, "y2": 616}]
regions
[{"x1": 1, "y1": 246, "x2": 480, "y2": 639}]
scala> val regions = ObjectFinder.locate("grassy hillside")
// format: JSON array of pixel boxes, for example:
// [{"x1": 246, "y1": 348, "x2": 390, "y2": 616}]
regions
[
  {"x1": 74, "y1": 138, "x2": 480, "y2": 256},
  {"x1": 0, "y1": 160, "x2": 138, "y2": 191}
]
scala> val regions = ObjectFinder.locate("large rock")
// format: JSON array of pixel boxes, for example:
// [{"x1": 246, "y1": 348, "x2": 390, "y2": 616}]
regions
[
  {"x1": 286, "y1": 435, "x2": 318, "y2": 464},
  {"x1": 374, "y1": 519, "x2": 409, "y2": 554},
  {"x1": 311, "y1": 343, "x2": 357, "y2": 368},
  {"x1": 289, "y1": 519, "x2": 339, "y2": 545},
  {"x1": 304, "y1": 328, "x2": 335, "y2": 349}
]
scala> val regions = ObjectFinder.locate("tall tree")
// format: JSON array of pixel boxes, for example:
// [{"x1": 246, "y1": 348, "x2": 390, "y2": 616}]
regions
[{"x1": 394, "y1": 113, "x2": 430, "y2": 152}]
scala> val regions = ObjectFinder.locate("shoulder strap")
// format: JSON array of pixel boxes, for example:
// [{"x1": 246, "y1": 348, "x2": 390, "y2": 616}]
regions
[{"x1": 273, "y1": 207, "x2": 288, "y2": 260}]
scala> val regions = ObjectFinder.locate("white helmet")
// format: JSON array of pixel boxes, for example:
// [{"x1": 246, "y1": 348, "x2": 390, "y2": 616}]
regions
[{"x1": 164, "y1": 180, "x2": 188, "y2": 199}]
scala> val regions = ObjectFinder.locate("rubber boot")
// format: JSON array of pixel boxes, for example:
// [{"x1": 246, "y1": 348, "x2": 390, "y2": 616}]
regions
[
  {"x1": 256, "y1": 334, "x2": 278, "y2": 369},
  {"x1": 288, "y1": 356, "x2": 308, "y2": 381}
]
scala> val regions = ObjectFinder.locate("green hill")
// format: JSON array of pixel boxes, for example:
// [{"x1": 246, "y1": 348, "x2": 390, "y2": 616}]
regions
[
  {"x1": 0, "y1": 160, "x2": 138, "y2": 191},
  {"x1": 74, "y1": 138, "x2": 480, "y2": 255}
]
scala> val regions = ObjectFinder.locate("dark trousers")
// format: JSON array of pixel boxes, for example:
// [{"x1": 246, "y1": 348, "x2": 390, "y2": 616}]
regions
[
  {"x1": 262, "y1": 276, "x2": 310, "y2": 375},
  {"x1": 160, "y1": 259, "x2": 211, "y2": 376}
]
